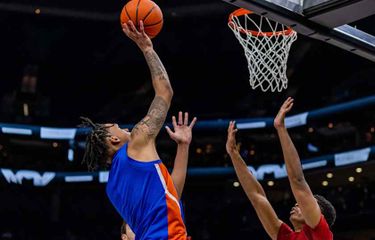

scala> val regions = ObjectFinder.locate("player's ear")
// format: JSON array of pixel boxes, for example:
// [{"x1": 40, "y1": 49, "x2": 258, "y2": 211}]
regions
[
  {"x1": 121, "y1": 234, "x2": 128, "y2": 240},
  {"x1": 109, "y1": 135, "x2": 121, "y2": 145}
]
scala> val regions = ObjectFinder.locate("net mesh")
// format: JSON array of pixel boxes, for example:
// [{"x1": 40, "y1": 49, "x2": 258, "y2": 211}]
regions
[{"x1": 229, "y1": 10, "x2": 297, "y2": 92}]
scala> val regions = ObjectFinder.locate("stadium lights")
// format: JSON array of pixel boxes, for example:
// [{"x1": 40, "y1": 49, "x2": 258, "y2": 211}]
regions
[
  {"x1": 326, "y1": 173, "x2": 333, "y2": 179},
  {"x1": 322, "y1": 181, "x2": 328, "y2": 187},
  {"x1": 308, "y1": 127, "x2": 314, "y2": 133},
  {"x1": 233, "y1": 181, "x2": 240, "y2": 187},
  {"x1": 355, "y1": 167, "x2": 363, "y2": 173},
  {"x1": 348, "y1": 176, "x2": 355, "y2": 182},
  {"x1": 35, "y1": 8, "x2": 41, "y2": 14}
]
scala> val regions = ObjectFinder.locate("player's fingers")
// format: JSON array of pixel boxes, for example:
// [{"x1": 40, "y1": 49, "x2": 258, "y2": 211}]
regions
[
  {"x1": 288, "y1": 97, "x2": 294, "y2": 106},
  {"x1": 178, "y1": 111, "x2": 183, "y2": 125},
  {"x1": 228, "y1": 121, "x2": 233, "y2": 132},
  {"x1": 230, "y1": 121, "x2": 236, "y2": 133},
  {"x1": 189, "y1": 117, "x2": 197, "y2": 129},
  {"x1": 230, "y1": 128, "x2": 238, "y2": 140},
  {"x1": 184, "y1": 112, "x2": 189, "y2": 126},
  {"x1": 289, "y1": 99, "x2": 294, "y2": 107},
  {"x1": 125, "y1": 23, "x2": 136, "y2": 38},
  {"x1": 122, "y1": 23, "x2": 130, "y2": 35},
  {"x1": 287, "y1": 99, "x2": 294, "y2": 108},
  {"x1": 287, "y1": 97, "x2": 294, "y2": 105},
  {"x1": 128, "y1": 20, "x2": 139, "y2": 34},
  {"x1": 286, "y1": 102, "x2": 294, "y2": 111},
  {"x1": 165, "y1": 126, "x2": 174, "y2": 136},
  {"x1": 139, "y1": 20, "x2": 148, "y2": 37},
  {"x1": 139, "y1": 20, "x2": 145, "y2": 33},
  {"x1": 283, "y1": 97, "x2": 291, "y2": 106},
  {"x1": 232, "y1": 123, "x2": 238, "y2": 135},
  {"x1": 122, "y1": 23, "x2": 128, "y2": 30},
  {"x1": 172, "y1": 116, "x2": 177, "y2": 129},
  {"x1": 283, "y1": 99, "x2": 290, "y2": 108}
]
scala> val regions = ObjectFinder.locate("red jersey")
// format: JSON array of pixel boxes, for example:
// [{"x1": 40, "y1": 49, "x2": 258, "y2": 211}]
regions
[{"x1": 277, "y1": 215, "x2": 333, "y2": 240}]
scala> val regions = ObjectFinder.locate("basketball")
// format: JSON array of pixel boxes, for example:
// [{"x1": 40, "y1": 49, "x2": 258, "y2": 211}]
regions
[{"x1": 120, "y1": 0, "x2": 163, "y2": 38}]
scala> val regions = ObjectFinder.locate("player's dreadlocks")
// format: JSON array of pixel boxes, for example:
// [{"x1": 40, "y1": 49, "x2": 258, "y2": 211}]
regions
[{"x1": 79, "y1": 117, "x2": 111, "y2": 171}]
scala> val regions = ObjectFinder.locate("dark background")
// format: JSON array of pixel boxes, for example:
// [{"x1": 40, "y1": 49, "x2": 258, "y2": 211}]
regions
[{"x1": 0, "y1": 0, "x2": 375, "y2": 239}]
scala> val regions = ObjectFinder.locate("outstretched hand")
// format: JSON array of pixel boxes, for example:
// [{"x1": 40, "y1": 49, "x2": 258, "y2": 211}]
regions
[
  {"x1": 274, "y1": 97, "x2": 294, "y2": 129},
  {"x1": 122, "y1": 20, "x2": 153, "y2": 52},
  {"x1": 165, "y1": 112, "x2": 197, "y2": 145},
  {"x1": 226, "y1": 121, "x2": 239, "y2": 154}
]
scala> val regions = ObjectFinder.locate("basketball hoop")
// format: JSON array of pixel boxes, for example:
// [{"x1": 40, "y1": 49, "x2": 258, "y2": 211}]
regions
[{"x1": 228, "y1": 9, "x2": 297, "y2": 92}]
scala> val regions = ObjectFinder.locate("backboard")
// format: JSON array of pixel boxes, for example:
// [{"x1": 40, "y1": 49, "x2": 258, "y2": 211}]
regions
[{"x1": 223, "y1": 0, "x2": 375, "y2": 62}]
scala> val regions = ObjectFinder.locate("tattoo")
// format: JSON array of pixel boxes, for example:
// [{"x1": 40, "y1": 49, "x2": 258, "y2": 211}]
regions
[
  {"x1": 131, "y1": 49, "x2": 172, "y2": 142},
  {"x1": 133, "y1": 96, "x2": 168, "y2": 138},
  {"x1": 144, "y1": 49, "x2": 170, "y2": 83}
]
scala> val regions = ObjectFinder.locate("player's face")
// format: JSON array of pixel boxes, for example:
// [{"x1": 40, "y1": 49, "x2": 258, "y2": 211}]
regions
[
  {"x1": 106, "y1": 123, "x2": 131, "y2": 144},
  {"x1": 289, "y1": 203, "x2": 305, "y2": 224}
]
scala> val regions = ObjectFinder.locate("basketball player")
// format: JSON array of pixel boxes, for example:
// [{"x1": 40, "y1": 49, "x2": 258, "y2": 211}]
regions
[
  {"x1": 117, "y1": 110, "x2": 195, "y2": 240},
  {"x1": 226, "y1": 98, "x2": 336, "y2": 240},
  {"x1": 81, "y1": 20, "x2": 196, "y2": 239}
]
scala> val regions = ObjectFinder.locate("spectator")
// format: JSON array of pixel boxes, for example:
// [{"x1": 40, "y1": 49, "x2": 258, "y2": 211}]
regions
[{"x1": 1, "y1": 65, "x2": 50, "y2": 124}]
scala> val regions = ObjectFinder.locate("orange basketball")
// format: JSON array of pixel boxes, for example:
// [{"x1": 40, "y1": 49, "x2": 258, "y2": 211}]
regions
[{"x1": 120, "y1": 0, "x2": 163, "y2": 38}]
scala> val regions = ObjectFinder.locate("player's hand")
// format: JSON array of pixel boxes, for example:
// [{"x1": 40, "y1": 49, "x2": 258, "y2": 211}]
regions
[
  {"x1": 122, "y1": 20, "x2": 153, "y2": 52},
  {"x1": 165, "y1": 112, "x2": 197, "y2": 145},
  {"x1": 274, "y1": 97, "x2": 294, "y2": 129},
  {"x1": 226, "y1": 121, "x2": 239, "y2": 154}
]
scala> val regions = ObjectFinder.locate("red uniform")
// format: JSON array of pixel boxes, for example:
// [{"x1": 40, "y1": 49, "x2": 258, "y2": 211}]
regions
[{"x1": 277, "y1": 215, "x2": 333, "y2": 240}]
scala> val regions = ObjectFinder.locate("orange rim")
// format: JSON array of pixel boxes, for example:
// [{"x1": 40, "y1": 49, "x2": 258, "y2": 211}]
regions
[{"x1": 228, "y1": 8, "x2": 294, "y2": 37}]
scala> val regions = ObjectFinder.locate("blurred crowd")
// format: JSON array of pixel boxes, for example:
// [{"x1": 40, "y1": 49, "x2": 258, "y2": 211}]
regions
[{"x1": 1, "y1": 65, "x2": 50, "y2": 124}]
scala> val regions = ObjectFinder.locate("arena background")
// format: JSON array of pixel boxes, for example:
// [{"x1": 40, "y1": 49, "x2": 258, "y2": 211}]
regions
[{"x1": 0, "y1": 0, "x2": 375, "y2": 239}]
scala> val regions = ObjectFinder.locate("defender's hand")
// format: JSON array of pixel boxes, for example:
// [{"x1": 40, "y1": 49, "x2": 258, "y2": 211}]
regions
[
  {"x1": 165, "y1": 112, "x2": 197, "y2": 145},
  {"x1": 226, "y1": 121, "x2": 239, "y2": 154},
  {"x1": 122, "y1": 20, "x2": 153, "y2": 52},
  {"x1": 274, "y1": 97, "x2": 294, "y2": 129}
]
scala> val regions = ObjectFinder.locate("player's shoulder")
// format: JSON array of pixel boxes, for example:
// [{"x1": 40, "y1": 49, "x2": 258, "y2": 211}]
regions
[
  {"x1": 277, "y1": 222, "x2": 294, "y2": 240},
  {"x1": 303, "y1": 215, "x2": 333, "y2": 239}
]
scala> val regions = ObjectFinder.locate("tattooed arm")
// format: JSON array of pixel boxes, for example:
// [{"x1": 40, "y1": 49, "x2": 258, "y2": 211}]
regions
[{"x1": 122, "y1": 20, "x2": 173, "y2": 145}]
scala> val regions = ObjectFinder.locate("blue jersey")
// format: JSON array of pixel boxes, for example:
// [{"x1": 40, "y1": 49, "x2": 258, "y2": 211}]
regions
[{"x1": 106, "y1": 143, "x2": 187, "y2": 240}]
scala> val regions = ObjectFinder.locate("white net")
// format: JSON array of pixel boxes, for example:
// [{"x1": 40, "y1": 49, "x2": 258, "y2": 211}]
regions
[{"x1": 229, "y1": 10, "x2": 297, "y2": 92}]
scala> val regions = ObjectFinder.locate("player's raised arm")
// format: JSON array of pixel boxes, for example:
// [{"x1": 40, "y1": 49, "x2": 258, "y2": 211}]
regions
[
  {"x1": 122, "y1": 20, "x2": 173, "y2": 145},
  {"x1": 166, "y1": 112, "x2": 197, "y2": 199},
  {"x1": 274, "y1": 98, "x2": 321, "y2": 229},
  {"x1": 226, "y1": 121, "x2": 282, "y2": 240}
]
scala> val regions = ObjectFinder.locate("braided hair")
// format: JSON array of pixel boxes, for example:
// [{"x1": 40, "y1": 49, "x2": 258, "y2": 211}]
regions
[{"x1": 79, "y1": 117, "x2": 111, "y2": 171}]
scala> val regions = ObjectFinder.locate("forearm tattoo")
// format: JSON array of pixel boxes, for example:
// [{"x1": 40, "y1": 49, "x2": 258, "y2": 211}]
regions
[
  {"x1": 144, "y1": 49, "x2": 170, "y2": 85},
  {"x1": 132, "y1": 49, "x2": 171, "y2": 141}
]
